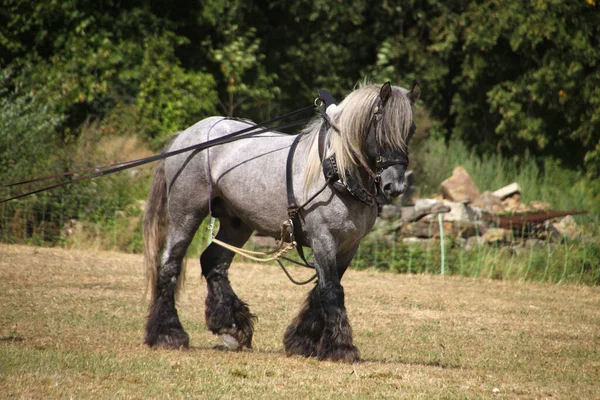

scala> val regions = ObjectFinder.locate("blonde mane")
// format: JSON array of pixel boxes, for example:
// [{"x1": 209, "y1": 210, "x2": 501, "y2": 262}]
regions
[{"x1": 303, "y1": 83, "x2": 414, "y2": 196}]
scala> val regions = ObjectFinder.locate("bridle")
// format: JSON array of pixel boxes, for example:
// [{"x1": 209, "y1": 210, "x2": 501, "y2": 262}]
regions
[
  {"x1": 359, "y1": 96, "x2": 415, "y2": 206},
  {"x1": 320, "y1": 85, "x2": 415, "y2": 207}
]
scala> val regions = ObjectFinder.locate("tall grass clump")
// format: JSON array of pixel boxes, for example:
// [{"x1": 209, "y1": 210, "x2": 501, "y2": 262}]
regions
[{"x1": 412, "y1": 136, "x2": 600, "y2": 213}]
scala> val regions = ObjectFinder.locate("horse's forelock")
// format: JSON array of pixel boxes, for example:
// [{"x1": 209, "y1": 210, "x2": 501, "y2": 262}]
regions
[{"x1": 382, "y1": 86, "x2": 414, "y2": 149}]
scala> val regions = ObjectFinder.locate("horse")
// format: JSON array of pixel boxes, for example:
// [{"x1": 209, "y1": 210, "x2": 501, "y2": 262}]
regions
[{"x1": 143, "y1": 82, "x2": 419, "y2": 362}]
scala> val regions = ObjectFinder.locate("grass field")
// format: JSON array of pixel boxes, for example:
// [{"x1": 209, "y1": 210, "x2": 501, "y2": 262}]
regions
[{"x1": 1, "y1": 244, "x2": 599, "y2": 399}]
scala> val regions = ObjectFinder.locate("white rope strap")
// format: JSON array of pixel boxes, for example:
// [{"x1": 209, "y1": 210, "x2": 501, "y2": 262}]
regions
[
  {"x1": 210, "y1": 220, "x2": 297, "y2": 263},
  {"x1": 210, "y1": 237, "x2": 296, "y2": 262}
]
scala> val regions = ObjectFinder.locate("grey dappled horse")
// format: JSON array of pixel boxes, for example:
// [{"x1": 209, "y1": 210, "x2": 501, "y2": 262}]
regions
[{"x1": 144, "y1": 82, "x2": 419, "y2": 362}]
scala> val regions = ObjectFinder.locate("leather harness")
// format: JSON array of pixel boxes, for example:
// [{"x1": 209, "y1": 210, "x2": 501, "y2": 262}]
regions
[{"x1": 284, "y1": 86, "x2": 415, "y2": 267}]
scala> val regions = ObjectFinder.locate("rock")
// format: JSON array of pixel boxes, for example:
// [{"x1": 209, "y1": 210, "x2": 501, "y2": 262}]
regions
[
  {"x1": 502, "y1": 194, "x2": 529, "y2": 212},
  {"x1": 529, "y1": 200, "x2": 552, "y2": 211},
  {"x1": 455, "y1": 220, "x2": 487, "y2": 238},
  {"x1": 440, "y1": 166, "x2": 480, "y2": 202},
  {"x1": 492, "y1": 183, "x2": 521, "y2": 200},
  {"x1": 483, "y1": 228, "x2": 510, "y2": 244},
  {"x1": 552, "y1": 215, "x2": 582, "y2": 238},
  {"x1": 472, "y1": 191, "x2": 504, "y2": 213},
  {"x1": 401, "y1": 221, "x2": 437, "y2": 238},
  {"x1": 401, "y1": 220, "x2": 454, "y2": 238},
  {"x1": 536, "y1": 222, "x2": 561, "y2": 241},
  {"x1": 402, "y1": 237, "x2": 432, "y2": 247},
  {"x1": 399, "y1": 206, "x2": 415, "y2": 221},
  {"x1": 401, "y1": 200, "x2": 450, "y2": 223},
  {"x1": 62, "y1": 219, "x2": 83, "y2": 238},
  {"x1": 441, "y1": 201, "x2": 477, "y2": 222},
  {"x1": 414, "y1": 198, "x2": 442, "y2": 213},
  {"x1": 465, "y1": 236, "x2": 486, "y2": 250},
  {"x1": 414, "y1": 198, "x2": 451, "y2": 215},
  {"x1": 380, "y1": 204, "x2": 400, "y2": 220},
  {"x1": 525, "y1": 239, "x2": 546, "y2": 249}
]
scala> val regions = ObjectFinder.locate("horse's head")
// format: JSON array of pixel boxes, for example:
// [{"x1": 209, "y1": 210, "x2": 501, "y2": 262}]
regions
[
  {"x1": 363, "y1": 82, "x2": 419, "y2": 204},
  {"x1": 303, "y1": 81, "x2": 419, "y2": 206}
]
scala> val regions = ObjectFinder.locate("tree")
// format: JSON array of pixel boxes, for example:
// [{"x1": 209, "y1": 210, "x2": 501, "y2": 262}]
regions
[
  {"x1": 205, "y1": 26, "x2": 278, "y2": 118},
  {"x1": 371, "y1": 0, "x2": 600, "y2": 177}
]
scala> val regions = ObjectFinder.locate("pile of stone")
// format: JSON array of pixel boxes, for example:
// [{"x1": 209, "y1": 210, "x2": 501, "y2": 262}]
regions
[{"x1": 375, "y1": 167, "x2": 583, "y2": 247}]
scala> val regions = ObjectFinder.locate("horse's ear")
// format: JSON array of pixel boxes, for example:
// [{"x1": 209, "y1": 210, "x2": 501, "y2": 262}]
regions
[
  {"x1": 408, "y1": 80, "x2": 420, "y2": 104},
  {"x1": 380, "y1": 82, "x2": 392, "y2": 107}
]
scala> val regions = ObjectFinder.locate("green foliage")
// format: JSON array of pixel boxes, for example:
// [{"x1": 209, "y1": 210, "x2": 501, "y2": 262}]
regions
[
  {"x1": 204, "y1": 25, "x2": 279, "y2": 118},
  {"x1": 137, "y1": 33, "x2": 217, "y2": 145},
  {"x1": 371, "y1": 0, "x2": 600, "y2": 178},
  {"x1": 0, "y1": 70, "x2": 63, "y2": 181},
  {"x1": 0, "y1": 0, "x2": 219, "y2": 245}
]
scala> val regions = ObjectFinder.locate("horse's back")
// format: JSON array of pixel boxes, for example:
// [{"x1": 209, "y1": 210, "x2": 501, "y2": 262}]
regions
[{"x1": 163, "y1": 116, "x2": 300, "y2": 237}]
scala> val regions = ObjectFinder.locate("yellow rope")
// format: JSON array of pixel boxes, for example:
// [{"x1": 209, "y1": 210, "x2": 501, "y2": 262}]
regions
[
  {"x1": 210, "y1": 237, "x2": 296, "y2": 262},
  {"x1": 209, "y1": 219, "x2": 297, "y2": 263}
]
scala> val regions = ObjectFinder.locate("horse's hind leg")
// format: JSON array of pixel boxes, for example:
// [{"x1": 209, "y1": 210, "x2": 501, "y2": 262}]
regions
[
  {"x1": 145, "y1": 211, "x2": 204, "y2": 349},
  {"x1": 201, "y1": 216, "x2": 256, "y2": 349}
]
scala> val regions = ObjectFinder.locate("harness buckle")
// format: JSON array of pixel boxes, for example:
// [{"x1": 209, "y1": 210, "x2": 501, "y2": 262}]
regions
[{"x1": 283, "y1": 218, "x2": 295, "y2": 243}]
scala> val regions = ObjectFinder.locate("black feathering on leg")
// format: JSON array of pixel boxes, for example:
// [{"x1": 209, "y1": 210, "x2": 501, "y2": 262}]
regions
[
  {"x1": 204, "y1": 270, "x2": 256, "y2": 349},
  {"x1": 144, "y1": 282, "x2": 189, "y2": 349},
  {"x1": 315, "y1": 282, "x2": 360, "y2": 363},
  {"x1": 283, "y1": 285, "x2": 324, "y2": 358}
]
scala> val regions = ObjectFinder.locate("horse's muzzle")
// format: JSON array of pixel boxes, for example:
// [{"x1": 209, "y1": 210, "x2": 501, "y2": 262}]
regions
[{"x1": 383, "y1": 181, "x2": 406, "y2": 198}]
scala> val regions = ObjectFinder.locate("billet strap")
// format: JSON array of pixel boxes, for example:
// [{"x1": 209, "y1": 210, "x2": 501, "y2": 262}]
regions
[
  {"x1": 284, "y1": 119, "x2": 315, "y2": 268},
  {"x1": 285, "y1": 132, "x2": 305, "y2": 212},
  {"x1": 282, "y1": 89, "x2": 337, "y2": 271}
]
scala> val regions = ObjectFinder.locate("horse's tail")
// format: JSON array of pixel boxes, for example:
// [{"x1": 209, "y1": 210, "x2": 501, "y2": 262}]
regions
[{"x1": 144, "y1": 159, "x2": 169, "y2": 302}]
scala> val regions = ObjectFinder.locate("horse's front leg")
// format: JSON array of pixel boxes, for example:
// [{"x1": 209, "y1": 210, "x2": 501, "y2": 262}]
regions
[
  {"x1": 284, "y1": 242, "x2": 360, "y2": 363},
  {"x1": 315, "y1": 277, "x2": 359, "y2": 363}
]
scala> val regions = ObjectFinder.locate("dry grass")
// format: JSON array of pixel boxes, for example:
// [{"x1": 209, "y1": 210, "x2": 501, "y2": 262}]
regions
[{"x1": 1, "y1": 244, "x2": 599, "y2": 399}]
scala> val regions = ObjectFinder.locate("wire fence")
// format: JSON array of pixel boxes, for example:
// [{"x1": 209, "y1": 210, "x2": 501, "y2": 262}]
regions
[
  {"x1": 351, "y1": 213, "x2": 600, "y2": 286},
  {"x1": 1, "y1": 192, "x2": 599, "y2": 286}
]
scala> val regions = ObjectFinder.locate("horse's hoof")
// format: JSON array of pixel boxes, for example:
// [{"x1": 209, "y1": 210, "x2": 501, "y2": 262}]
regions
[
  {"x1": 152, "y1": 332, "x2": 189, "y2": 349},
  {"x1": 219, "y1": 333, "x2": 240, "y2": 350},
  {"x1": 318, "y1": 344, "x2": 361, "y2": 363}
]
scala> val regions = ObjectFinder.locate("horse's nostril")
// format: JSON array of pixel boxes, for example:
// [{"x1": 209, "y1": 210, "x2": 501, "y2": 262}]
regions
[{"x1": 383, "y1": 182, "x2": 406, "y2": 197}]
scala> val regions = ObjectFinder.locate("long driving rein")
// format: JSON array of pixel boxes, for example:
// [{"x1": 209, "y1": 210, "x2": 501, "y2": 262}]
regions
[
  {"x1": 0, "y1": 106, "x2": 315, "y2": 204},
  {"x1": 2, "y1": 85, "x2": 413, "y2": 286}
]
